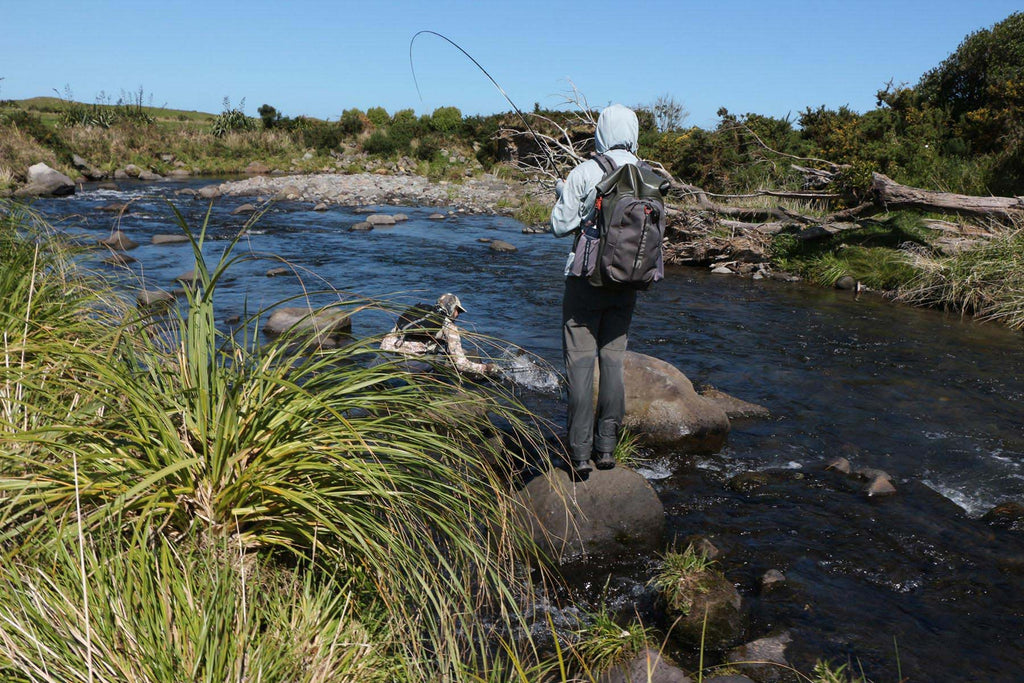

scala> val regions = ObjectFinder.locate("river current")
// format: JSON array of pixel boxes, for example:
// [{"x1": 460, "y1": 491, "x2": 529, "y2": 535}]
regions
[{"x1": 30, "y1": 179, "x2": 1024, "y2": 681}]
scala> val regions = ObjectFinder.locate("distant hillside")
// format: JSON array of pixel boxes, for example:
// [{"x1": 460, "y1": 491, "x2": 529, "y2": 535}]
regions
[{"x1": 10, "y1": 97, "x2": 217, "y2": 123}]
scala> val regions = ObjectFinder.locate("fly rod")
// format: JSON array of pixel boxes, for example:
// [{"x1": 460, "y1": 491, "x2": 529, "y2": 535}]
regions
[{"x1": 409, "y1": 30, "x2": 559, "y2": 173}]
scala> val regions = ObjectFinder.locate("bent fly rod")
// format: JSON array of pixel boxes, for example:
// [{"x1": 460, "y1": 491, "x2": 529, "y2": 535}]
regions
[{"x1": 409, "y1": 30, "x2": 559, "y2": 173}]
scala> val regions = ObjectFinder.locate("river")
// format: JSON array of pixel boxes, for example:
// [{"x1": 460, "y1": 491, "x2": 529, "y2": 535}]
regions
[{"x1": 30, "y1": 178, "x2": 1024, "y2": 681}]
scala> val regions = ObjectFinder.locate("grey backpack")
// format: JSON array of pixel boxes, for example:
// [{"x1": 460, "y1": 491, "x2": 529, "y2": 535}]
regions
[{"x1": 569, "y1": 154, "x2": 669, "y2": 289}]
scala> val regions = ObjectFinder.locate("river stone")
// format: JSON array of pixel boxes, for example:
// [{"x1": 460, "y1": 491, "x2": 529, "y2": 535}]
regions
[
  {"x1": 366, "y1": 214, "x2": 397, "y2": 226},
  {"x1": 198, "y1": 185, "x2": 221, "y2": 199},
  {"x1": 596, "y1": 352, "x2": 730, "y2": 451},
  {"x1": 866, "y1": 475, "x2": 897, "y2": 497},
  {"x1": 489, "y1": 239, "x2": 517, "y2": 253},
  {"x1": 72, "y1": 154, "x2": 105, "y2": 180},
  {"x1": 266, "y1": 267, "x2": 291, "y2": 277},
  {"x1": 835, "y1": 275, "x2": 857, "y2": 290},
  {"x1": 99, "y1": 202, "x2": 131, "y2": 213},
  {"x1": 124, "y1": 164, "x2": 142, "y2": 178},
  {"x1": 175, "y1": 270, "x2": 199, "y2": 287},
  {"x1": 152, "y1": 234, "x2": 190, "y2": 245},
  {"x1": 761, "y1": 569, "x2": 786, "y2": 590},
  {"x1": 175, "y1": 188, "x2": 197, "y2": 197},
  {"x1": 725, "y1": 631, "x2": 795, "y2": 683},
  {"x1": 137, "y1": 289, "x2": 174, "y2": 308},
  {"x1": 15, "y1": 163, "x2": 75, "y2": 197},
  {"x1": 274, "y1": 184, "x2": 302, "y2": 200},
  {"x1": 824, "y1": 456, "x2": 852, "y2": 474},
  {"x1": 981, "y1": 501, "x2": 1024, "y2": 531},
  {"x1": 698, "y1": 387, "x2": 769, "y2": 420},
  {"x1": 244, "y1": 161, "x2": 271, "y2": 175},
  {"x1": 350, "y1": 221, "x2": 373, "y2": 232},
  {"x1": 138, "y1": 170, "x2": 163, "y2": 181},
  {"x1": 392, "y1": 213, "x2": 409, "y2": 222},
  {"x1": 597, "y1": 648, "x2": 691, "y2": 683},
  {"x1": 168, "y1": 169, "x2": 191, "y2": 177},
  {"x1": 313, "y1": 202, "x2": 328, "y2": 211},
  {"x1": 103, "y1": 252, "x2": 136, "y2": 266},
  {"x1": 99, "y1": 231, "x2": 138, "y2": 251},
  {"x1": 429, "y1": 213, "x2": 445, "y2": 220},
  {"x1": 516, "y1": 466, "x2": 664, "y2": 564},
  {"x1": 232, "y1": 203, "x2": 257, "y2": 215},
  {"x1": 262, "y1": 306, "x2": 352, "y2": 347},
  {"x1": 711, "y1": 265, "x2": 735, "y2": 274},
  {"x1": 113, "y1": 169, "x2": 129, "y2": 180},
  {"x1": 664, "y1": 566, "x2": 745, "y2": 651}
]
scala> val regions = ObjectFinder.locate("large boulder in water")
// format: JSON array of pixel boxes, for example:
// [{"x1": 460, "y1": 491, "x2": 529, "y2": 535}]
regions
[
  {"x1": 15, "y1": 163, "x2": 75, "y2": 197},
  {"x1": 516, "y1": 466, "x2": 664, "y2": 564},
  {"x1": 263, "y1": 306, "x2": 352, "y2": 348},
  {"x1": 597, "y1": 352, "x2": 729, "y2": 452}
]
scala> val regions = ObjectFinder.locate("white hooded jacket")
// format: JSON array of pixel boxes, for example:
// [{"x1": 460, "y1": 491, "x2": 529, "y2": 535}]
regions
[{"x1": 550, "y1": 104, "x2": 640, "y2": 248}]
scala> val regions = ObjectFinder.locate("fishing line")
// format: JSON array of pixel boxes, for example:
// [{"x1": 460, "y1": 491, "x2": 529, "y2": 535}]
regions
[{"x1": 409, "y1": 30, "x2": 559, "y2": 172}]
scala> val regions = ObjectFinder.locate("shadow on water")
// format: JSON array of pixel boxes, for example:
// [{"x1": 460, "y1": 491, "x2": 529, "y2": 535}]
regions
[{"x1": 33, "y1": 179, "x2": 1024, "y2": 680}]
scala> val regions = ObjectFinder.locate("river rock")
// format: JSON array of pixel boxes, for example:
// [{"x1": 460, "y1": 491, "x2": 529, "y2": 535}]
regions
[
  {"x1": 366, "y1": 214, "x2": 397, "y2": 226},
  {"x1": 725, "y1": 631, "x2": 795, "y2": 683},
  {"x1": 175, "y1": 188, "x2": 197, "y2": 197},
  {"x1": 597, "y1": 352, "x2": 730, "y2": 451},
  {"x1": 262, "y1": 306, "x2": 352, "y2": 347},
  {"x1": 72, "y1": 154, "x2": 105, "y2": 180},
  {"x1": 274, "y1": 184, "x2": 302, "y2": 200},
  {"x1": 99, "y1": 202, "x2": 131, "y2": 213},
  {"x1": 517, "y1": 466, "x2": 664, "y2": 564},
  {"x1": 138, "y1": 170, "x2": 163, "y2": 181},
  {"x1": 824, "y1": 456, "x2": 852, "y2": 474},
  {"x1": 152, "y1": 234, "x2": 190, "y2": 245},
  {"x1": 99, "y1": 231, "x2": 138, "y2": 251},
  {"x1": 266, "y1": 267, "x2": 291, "y2": 277},
  {"x1": 137, "y1": 289, "x2": 174, "y2": 308},
  {"x1": 175, "y1": 270, "x2": 199, "y2": 287},
  {"x1": 761, "y1": 569, "x2": 786, "y2": 590},
  {"x1": 103, "y1": 252, "x2": 136, "y2": 266},
  {"x1": 232, "y1": 203, "x2": 257, "y2": 215},
  {"x1": 711, "y1": 265, "x2": 735, "y2": 275},
  {"x1": 429, "y1": 213, "x2": 445, "y2": 220},
  {"x1": 244, "y1": 161, "x2": 271, "y2": 175},
  {"x1": 597, "y1": 648, "x2": 691, "y2": 683},
  {"x1": 113, "y1": 169, "x2": 129, "y2": 180},
  {"x1": 349, "y1": 221, "x2": 373, "y2": 232},
  {"x1": 981, "y1": 501, "x2": 1024, "y2": 531},
  {"x1": 392, "y1": 213, "x2": 409, "y2": 222},
  {"x1": 124, "y1": 164, "x2": 142, "y2": 178},
  {"x1": 354, "y1": 206, "x2": 376, "y2": 214},
  {"x1": 198, "y1": 185, "x2": 221, "y2": 199},
  {"x1": 698, "y1": 387, "x2": 769, "y2": 420},
  {"x1": 168, "y1": 169, "x2": 191, "y2": 177},
  {"x1": 15, "y1": 163, "x2": 75, "y2": 197},
  {"x1": 489, "y1": 239, "x2": 517, "y2": 253},
  {"x1": 313, "y1": 202, "x2": 328, "y2": 211},
  {"x1": 663, "y1": 566, "x2": 745, "y2": 651},
  {"x1": 835, "y1": 275, "x2": 857, "y2": 290}
]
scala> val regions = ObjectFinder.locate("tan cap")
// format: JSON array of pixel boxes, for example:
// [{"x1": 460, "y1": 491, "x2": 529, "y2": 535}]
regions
[{"x1": 437, "y1": 293, "x2": 466, "y2": 316}]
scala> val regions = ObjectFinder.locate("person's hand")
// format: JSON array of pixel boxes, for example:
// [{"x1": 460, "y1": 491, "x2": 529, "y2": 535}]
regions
[
  {"x1": 485, "y1": 363, "x2": 501, "y2": 377},
  {"x1": 555, "y1": 179, "x2": 565, "y2": 199}
]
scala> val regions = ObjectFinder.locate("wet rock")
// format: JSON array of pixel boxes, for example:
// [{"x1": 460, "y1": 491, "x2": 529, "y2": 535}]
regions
[
  {"x1": 244, "y1": 161, "x2": 271, "y2": 175},
  {"x1": 72, "y1": 154, "x2": 105, "y2": 180},
  {"x1": 152, "y1": 234, "x2": 190, "y2": 245},
  {"x1": 489, "y1": 239, "x2": 517, "y2": 253},
  {"x1": 99, "y1": 231, "x2": 138, "y2": 251},
  {"x1": 981, "y1": 501, "x2": 1024, "y2": 531},
  {"x1": 198, "y1": 185, "x2": 221, "y2": 199},
  {"x1": 366, "y1": 214, "x2": 397, "y2": 226},
  {"x1": 266, "y1": 267, "x2": 291, "y2": 277},
  {"x1": 15, "y1": 163, "x2": 75, "y2": 197},
  {"x1": 232, "y1": 203, "x2": 257, "y2": 215},
  {"x1": 429, "y1": 213, "x2": 445, "y2": 220},
  {"x1": 835, "y1": 275, "x2": 857, "y2": 290},
  {"x1": 175, "y1": 270, "x2": 199, "y2": 287},
  {"x1": 262, "y1": 306, "x2": 352, "y2": 347},
  {"x1": 711, "y1": 265, "x2": 735, "y2": 275},
  {"x1": 274, "y1": 184, "x2": 302, "y2": 200},
  {"x1": 99, "y1": 202, "x2": 132, "y2": 213},
  {"x1": 698, "y1": 387, "x2": 769, "y2": 420},
  {"x1": 597, "y1": 648, "x2": 692, "y2": 683},
  {"x1": 138, "y1": 170, "x2": 163, "y2": 181},
  {"x1": 102, "y1": 252, "x2": 137, "y2": 266},
  {"x1": 124, "y1": 164, "x2": 142, "y2": 178},
  {"x1": 113, "y1": 169, "x2": 129, "y2": 180},
  {"x1": 686, "y1": 536, "x2": 722, "y2": 561},
  {"x1": 349, "y1": 221, "x2": 373, "y2": 232},
  {"x1": 866, "y1": 475, "x2": 897, "y2": 497},
  {"x1": 600, "y1": 352, "x2": 730, "y2": 451},
  {"x1": 477, "y1": 238, "x2": 492, "y2": 243},
  {"x1": 769, "y1": 271, "x2": 801, "y2": 283},
  {"x1": 175, "y1": 188, "x2": 197, "y2": 197},
  {"x1": 136, "y1": 289, "x2": 174, "y2": 308},
  {"x1": 313, "y1": 202, "x2": 328, "y2": 211},
  {"x1": 392, "y1": 213, "x2": 409, "y2": 222},
  {"x1": 517, "y1": 466, "x2": 664, "y2": 564},
  {"x1": 663, "y1": 566, "x2": 745, "y2": 651},
  {"x1": 824, "y1": 456, "x2": 852, "y2": 474},
  {"x1": 725, "y1": 631, "x2": 795, "y2": 683},
  {"x1": 761, "y1": 569, "x2": 786, "y2": 590}
]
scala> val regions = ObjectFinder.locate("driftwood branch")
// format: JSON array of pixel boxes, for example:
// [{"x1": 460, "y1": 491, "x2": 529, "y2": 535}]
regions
[{"x1": 872, "y1": 173, "x2": 1024, "y2": 219}]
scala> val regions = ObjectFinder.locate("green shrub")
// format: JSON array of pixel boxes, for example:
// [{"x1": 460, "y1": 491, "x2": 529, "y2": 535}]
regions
[
  {"x1": 339, "y1": 107, "x2": 367, "y2": 136},
  {"x1": 211, "y1": 97, "x2": 256, "y2": 137},
  {"x1": 429, "y1": 106, "x2": 462, "y2": 133},
  {"x1": 363, "y1": 130, "x2": 395, "y2": 156}
]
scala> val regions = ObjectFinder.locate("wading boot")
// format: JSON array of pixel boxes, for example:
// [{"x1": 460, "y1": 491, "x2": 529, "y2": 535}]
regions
[{"x1": 594, "y1": 452, "x2": 616, "y2": 470}]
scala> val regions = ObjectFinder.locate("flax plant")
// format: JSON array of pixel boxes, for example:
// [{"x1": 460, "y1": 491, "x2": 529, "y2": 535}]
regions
[{"x1": 0, "y1": 205, "x2": 552, "y2": 679}]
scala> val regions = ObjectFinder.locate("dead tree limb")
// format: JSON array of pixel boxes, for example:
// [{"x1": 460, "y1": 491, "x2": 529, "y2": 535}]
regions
[{"x1": 871, "y1": 173, "x2": 1024, "y2": 219}]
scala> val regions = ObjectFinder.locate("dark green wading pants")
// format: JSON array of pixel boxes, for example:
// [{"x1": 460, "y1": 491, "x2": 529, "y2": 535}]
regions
[{"x1": 562, "y1": 276, "x2": 637, "y2": 462}]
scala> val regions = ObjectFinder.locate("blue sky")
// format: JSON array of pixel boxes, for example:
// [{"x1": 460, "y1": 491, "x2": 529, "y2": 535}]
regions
[{"x1": 2, "y1": 1, "x2": 1019, "y2": 128}]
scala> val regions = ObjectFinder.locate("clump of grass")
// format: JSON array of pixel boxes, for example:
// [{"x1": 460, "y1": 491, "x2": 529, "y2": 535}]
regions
[
  {"x1": 569, "y1": 610, "x2": 657, "y2": 679},
  {"x1": 805, "y1": 245, "x2": 918, "y2": 289},
  {"x1": 513, "y1": 196, "x2": 550, "y2": 227},
  {"x1": 651, "y1": 544, "x2": 715, "y2": 616},
  {"x1": 898, "y1": 226, "x2": 1024, "y2": 329},
  {"x1": 809, "y1": 659, "x2": 869, "y2": 683}
]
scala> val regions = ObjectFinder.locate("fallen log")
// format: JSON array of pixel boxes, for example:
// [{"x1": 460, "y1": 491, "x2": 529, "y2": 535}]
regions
[{"x1": 872, "y1": 173, "x2": 1024, "y2": 219}]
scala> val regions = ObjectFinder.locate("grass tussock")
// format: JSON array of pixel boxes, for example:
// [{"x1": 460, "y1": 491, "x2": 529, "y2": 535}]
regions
[
  {"x1": 0, "y1": 202, "x2": 558, "y2": 680},
  {"x1": 897, "y1": 226, "x2": 1024, "y2": 329},
  {"x1": 651, "y1": 544, "x2": 715, "y2": 616}
]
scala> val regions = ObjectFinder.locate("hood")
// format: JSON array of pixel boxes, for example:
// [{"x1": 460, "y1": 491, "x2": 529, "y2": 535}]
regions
[{"x1": 594, "y1": 104, "x2": 639, "y2": 154}]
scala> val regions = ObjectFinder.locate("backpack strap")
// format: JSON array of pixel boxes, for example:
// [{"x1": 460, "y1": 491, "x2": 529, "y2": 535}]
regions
[{"x1": 593, "y1": 154, "x2": 617, "y2": 175}]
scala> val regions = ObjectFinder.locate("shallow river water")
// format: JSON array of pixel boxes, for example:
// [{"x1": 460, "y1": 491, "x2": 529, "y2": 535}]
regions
[{"x1": 32, "y1": 179, "x2": 1024, "y2": 681}]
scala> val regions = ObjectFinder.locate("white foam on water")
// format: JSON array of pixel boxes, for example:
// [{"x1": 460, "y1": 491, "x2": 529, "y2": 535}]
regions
[
  {"x1": 635, "y1": 458, "x2": 673, "y2": 481},
  {"x1": 498, "y1": 348, "x2": 561, "y2": 395},
  {"x1": 921, "y1": 479, "x2": 984, "y2": 516}
]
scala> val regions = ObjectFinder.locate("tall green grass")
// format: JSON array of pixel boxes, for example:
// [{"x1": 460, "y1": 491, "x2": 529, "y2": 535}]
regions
[{"x1": 0, "y1": 203, "x2": 555, "y2": 680}]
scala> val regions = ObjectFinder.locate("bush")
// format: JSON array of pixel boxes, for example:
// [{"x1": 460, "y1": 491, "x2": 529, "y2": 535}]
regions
[
  {"x1": 211, "y1": 97, "x2": 257, "y2": 137},
  {"x1": 366, "y1": 106, "x2": 390, "y2": 127},
  {"x1": 362, "y1": 130, "x2": 395, "y2": 156},
  {"x1": 429, "y1": 106, "x2": 462, "y2": 133},
  {"x1": 339, "y1": 107, "x2": 367, "y2": 136}
]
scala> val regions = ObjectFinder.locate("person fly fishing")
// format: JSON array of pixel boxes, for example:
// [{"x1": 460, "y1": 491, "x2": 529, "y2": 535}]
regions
[
  {"x1": 380, "y1": 293, "x2": 501, "y2": 379},
  {"x1": 552, "y1": 104, "x2": 649, "y2": 475}
]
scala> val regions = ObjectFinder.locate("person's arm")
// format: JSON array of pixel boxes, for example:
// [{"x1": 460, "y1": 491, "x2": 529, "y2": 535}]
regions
[
  {"x1": 439, "y1": 320, "x2": 497, "y2": 378},
  {"x1": 550, "y1": 162, "x2": 597, "y2": 238},
  {"x1": 380, "y1": 330, "x2": 434, "y2": 357}
]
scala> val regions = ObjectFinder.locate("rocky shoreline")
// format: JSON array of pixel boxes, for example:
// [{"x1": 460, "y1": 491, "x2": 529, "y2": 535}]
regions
[{"x1": 183, "y1": 170, "x2": 528, "y2": 217}]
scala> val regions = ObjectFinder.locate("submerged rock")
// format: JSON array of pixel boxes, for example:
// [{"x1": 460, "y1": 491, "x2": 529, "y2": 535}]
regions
[
  {"x1": 262, "y1": 306, "x2": 352, "y2": 347},
  {"x1": 232, "y1": 203, "x2": 257, "y2": 215},
  {"x1": 366, "y1": 213, "x2": 397, "y2": 226},
  {"x1": 517, "y1": 466, "x2": 664, "y2": 564},
  {"x1": 597, "y1": 648, "x2": 692, "y2": 683},
  {"x1": 600, "y1": 352, "x2": 730, "y2": 451},
  {"x1": 137, "y1": 289, "x2": 174, "y2": 308},
  {"x1": 489, "y1": 239, "x2": 517, "y2": 253},
  {"x1": 152, "y1": 234, "x2": 190, "y2": 245},
  {"x1": 99, "y1": 231, "x2": 138, "y2": 251},
  {"x1": 726, "y1": 631, "x2": 796, "y2": 683},
  {"x1": 699, "y1": 387, "x2": 769, "y2": 420},
  {"x1": 15, "y1": 163, "x2": 75, "y2": 197},
  {"x1": 981, "y1": 501, "x2": 1024, "y2": 531}
]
